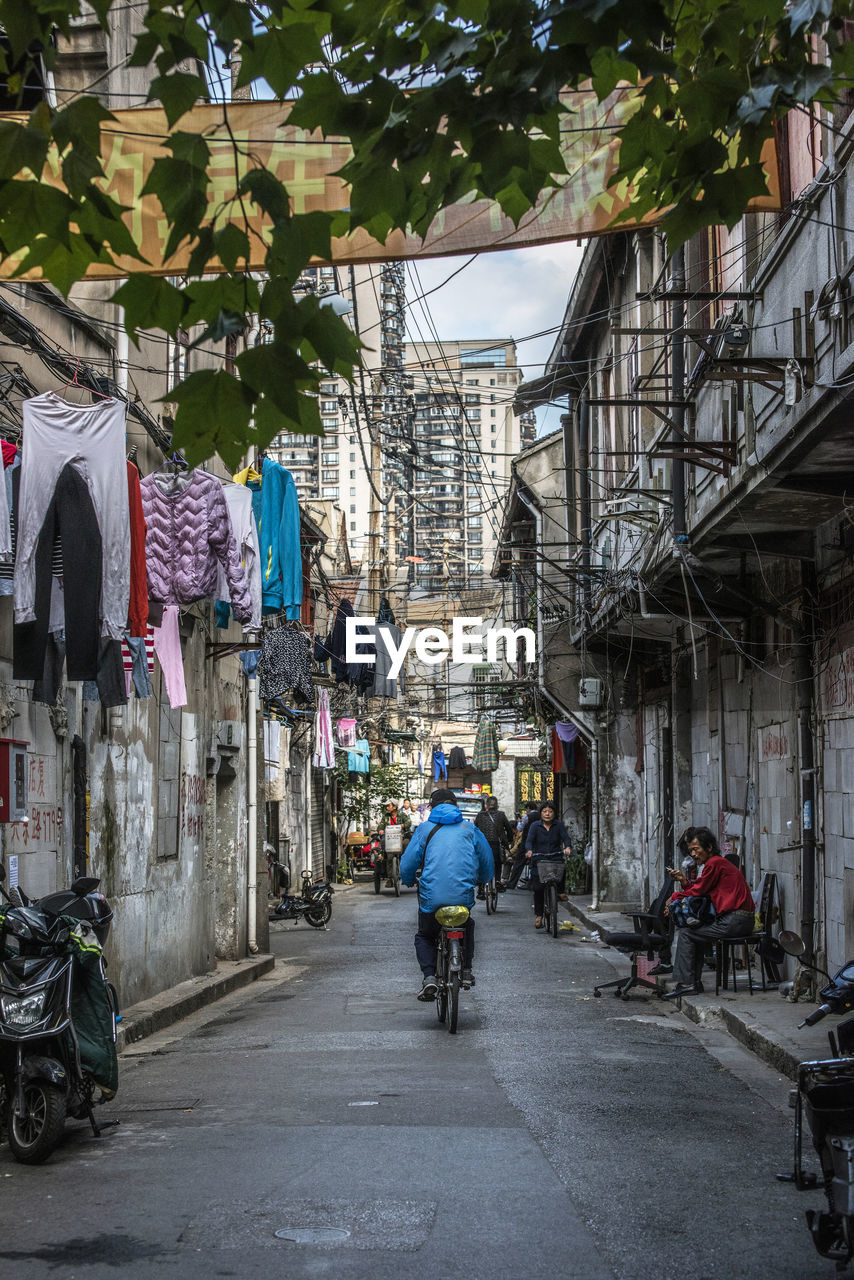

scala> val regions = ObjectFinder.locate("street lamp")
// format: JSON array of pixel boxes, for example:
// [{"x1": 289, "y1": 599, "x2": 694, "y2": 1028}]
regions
[{"x1": 318, "y1": 291, "x2": 353, "y2": 316}]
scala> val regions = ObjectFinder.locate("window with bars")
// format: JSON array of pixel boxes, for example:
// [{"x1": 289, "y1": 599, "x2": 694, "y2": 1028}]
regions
[{"x1": 472, "y1": 664, "x2": 496, "y2": 711}]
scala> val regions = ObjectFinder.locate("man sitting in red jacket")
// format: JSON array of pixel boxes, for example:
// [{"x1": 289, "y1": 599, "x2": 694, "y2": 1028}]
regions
[{"x1": 664, "y1": 826, "x2": 755, "y2": 996}]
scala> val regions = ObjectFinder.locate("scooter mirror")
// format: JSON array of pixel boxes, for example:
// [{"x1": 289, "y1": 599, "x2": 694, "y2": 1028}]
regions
[{"x1": 779, "y1": 930, "x2": 806, "y2": 958}]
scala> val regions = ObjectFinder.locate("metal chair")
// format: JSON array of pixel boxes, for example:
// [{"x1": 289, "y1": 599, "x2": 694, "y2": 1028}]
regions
[{"x1": 715, "y1": 872, "x2": 779, "y2": 995}]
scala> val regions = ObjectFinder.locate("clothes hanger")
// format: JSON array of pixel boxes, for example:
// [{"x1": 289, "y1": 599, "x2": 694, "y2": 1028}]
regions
[
  {"x1": 155, "y1": 450, "x2": 189, "y2": 476},
  {"x1": 59, "y1": 361, "x2": 113, "y2": 400}
]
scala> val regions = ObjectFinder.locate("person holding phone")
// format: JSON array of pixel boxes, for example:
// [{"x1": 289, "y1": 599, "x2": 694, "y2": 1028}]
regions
[{"x1": 665, "y1": 826, "x2": 754, "y2": 996}]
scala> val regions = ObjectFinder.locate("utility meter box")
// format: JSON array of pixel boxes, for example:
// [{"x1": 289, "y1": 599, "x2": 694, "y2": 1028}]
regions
[
  {"x1": 217, "y1": 720, "x2": 244, "y2": 753},
  {"x1": 578, "y1": 678, "x2": 603, "y2": 708},
  {"x1": 0, "y1": 739, "x2": 27, "y2": 823}
]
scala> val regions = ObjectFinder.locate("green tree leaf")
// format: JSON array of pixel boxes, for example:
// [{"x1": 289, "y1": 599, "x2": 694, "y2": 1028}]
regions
[
  {"x1": 167, "y1": 369, "x2": 256, "y2": 470},
  {"x1": 111, "y1": 276, "x2": 188, "y2": 342},
  {"x1": 148, "y1": 73, "x2": 207, "y2": 127}
]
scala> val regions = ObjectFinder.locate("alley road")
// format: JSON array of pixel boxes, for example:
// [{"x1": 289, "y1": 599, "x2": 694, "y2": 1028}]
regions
[{"x1": 0, "y1": 882, "x2": 827, "y2": 1280}]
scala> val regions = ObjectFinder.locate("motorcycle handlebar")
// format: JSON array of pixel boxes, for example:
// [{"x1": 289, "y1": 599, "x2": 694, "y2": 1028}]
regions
[{"x1": 800, "y1": 1003, "x2": 832, "y2": 1028}]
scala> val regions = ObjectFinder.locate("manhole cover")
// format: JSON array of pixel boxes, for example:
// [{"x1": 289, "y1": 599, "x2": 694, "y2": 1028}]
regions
[{"x1": 274, "y1": 1228, "x2": 351, "y2": 1244}]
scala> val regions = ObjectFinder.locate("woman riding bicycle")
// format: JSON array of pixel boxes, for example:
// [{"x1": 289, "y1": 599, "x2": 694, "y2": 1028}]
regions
[{"x1": 525, "y1": 802, "x2": 571, "y2": 929}]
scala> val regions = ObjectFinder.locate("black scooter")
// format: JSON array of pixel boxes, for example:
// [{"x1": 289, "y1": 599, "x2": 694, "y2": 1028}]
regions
[
  {"x1": 777, "y1": 931, "x2": 854, "y2": 1269},
  {"x1": 0, "y1": 865, "x2": 118, "y2": 1164},
  {"x1": 269, "y1": 866, "x2": 334, "y2": 929}
]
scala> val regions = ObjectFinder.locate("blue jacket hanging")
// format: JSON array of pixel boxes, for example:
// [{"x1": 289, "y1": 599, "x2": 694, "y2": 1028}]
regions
[{"x1": 236, "y1": 457, "x2": 302, "y2": 618}]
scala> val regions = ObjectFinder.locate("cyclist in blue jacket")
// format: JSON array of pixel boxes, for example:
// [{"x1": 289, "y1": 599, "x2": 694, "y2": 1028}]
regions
[{"x1": 400, "y1": 789, "x2": 495, "y2": 1001}]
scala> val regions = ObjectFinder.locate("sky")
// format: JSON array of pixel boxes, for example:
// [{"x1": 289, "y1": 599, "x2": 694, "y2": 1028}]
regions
[{"x1": 404, "y1": 241, "x2": 584, "y2": 436}]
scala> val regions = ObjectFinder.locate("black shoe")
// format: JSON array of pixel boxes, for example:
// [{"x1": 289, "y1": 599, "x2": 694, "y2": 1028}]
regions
[
  {"x1": 648, "y1": 962, "x2": 673, "y2": 976},
  {"x1": 663, "y1": 982, "x2": 704, "y2": 1000},
  {"x1": 461, "y1": 969, "x2": 475, "y2": 989},
  {"x1": 496, "y1": 883, "x2": 507, "y2": 893},
  {"x1": 418, "y1": 975, "x2": 438, "y2": 1001},
  {"x1": 476, "y1": 889, "x2": 486, "y2": 901}
]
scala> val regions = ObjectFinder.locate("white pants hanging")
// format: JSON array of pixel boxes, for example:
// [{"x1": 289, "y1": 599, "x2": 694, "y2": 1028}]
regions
[{"x1": 15, "y1": 392, "x2": 130, "y2": 640}]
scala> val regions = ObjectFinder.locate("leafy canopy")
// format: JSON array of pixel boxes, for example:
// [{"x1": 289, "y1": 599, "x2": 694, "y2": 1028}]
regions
[{"x1": 0, "y1": 0, "x2": 852, "y2": 466}]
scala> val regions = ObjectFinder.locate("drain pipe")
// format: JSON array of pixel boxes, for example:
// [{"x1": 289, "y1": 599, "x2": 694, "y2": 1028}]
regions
[
  {"x1": 669, "y1": 247, "x2": 687, "y2": 543},
  {"x1": 796, "y1": 564, "x2": 817, "y2": 971},
  {"x1": 579, "y1": 379, "x2": 592, "y2": 619},
  {"x1": 247, "y1": 673, "x2": 259, "y2": 954},
  {"x1": 516, "y1": 486, "x2": 600, "y2": 909}
]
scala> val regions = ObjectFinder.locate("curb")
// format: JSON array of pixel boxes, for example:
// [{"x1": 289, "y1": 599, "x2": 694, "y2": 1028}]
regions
[
  {"x1": 675, "y1": 997, "x2": 802, "y2": 1079},
  {"x1": 117, "y1": 954, "x2": 275, "y2": 1052}
]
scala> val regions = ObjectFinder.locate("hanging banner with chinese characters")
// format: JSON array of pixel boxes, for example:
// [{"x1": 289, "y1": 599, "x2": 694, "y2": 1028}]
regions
[{"x1": 0, "y1": 91, "x2": 782, "y2": 280}]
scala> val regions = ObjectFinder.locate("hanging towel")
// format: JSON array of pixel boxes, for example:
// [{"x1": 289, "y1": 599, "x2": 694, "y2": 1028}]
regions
[
  {"x1": 347, "y1": 737, "x2": 371, "y2": 774},
  {"x1": 152, "y1": 605, "x2": 187, "y2": 709},
  {"x1": 471, "y1": 715, "x2": 500, "y2": 771},
  {"x1": 337, "y1": 717, "x2": 357, "y2": 747},
  {"x1": 312, "y1": 688, "x2": 335, "y2": 769},
  {"x1": 126, "y1": 460, "x2": 148, "y2": 638},
  {"x1": 555, "y1": 721, "x2": 579, "y2": 771}
]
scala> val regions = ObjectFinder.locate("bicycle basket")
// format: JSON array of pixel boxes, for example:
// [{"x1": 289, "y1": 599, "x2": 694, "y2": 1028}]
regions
[{"x1": 535, "y1": 858, "x2": 564, "y2": 885}]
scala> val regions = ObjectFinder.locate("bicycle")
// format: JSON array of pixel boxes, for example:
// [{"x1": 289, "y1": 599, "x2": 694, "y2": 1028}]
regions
[
  {"x1": 537, "y1": 858, "x2": 564, "y2": 939},
  {"x1": 483, "y1": 877, "x2": 498, "y2": 914},
  {"x1": 433, "y1": 904, "x2": 470, "y2": 1034}
]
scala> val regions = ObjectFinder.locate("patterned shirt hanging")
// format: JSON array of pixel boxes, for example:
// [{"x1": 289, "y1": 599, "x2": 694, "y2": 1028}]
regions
[{"x1": 258, "y1": 626, "x2": 314, "y2": 705}]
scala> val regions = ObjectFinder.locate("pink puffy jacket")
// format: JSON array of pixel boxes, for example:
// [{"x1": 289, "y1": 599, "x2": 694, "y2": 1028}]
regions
[{"x1": 140, "y1": 471, "x2": 252, "y2": 622}]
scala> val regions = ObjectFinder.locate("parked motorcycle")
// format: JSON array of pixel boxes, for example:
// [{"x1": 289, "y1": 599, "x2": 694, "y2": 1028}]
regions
[
  {"x1": 269, "y1": 866, "x2": 334, "y2": 929},
  {"x1": 0, "y1": 865, "x2": 118, "y2": 1164},
  {"x1": 777, "y1": 931, "x2": 854, "y2": 1268}
]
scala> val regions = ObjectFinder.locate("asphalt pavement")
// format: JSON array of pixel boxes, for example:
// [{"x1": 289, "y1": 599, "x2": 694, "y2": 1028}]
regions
[{"x1": 0, "y1": 880, "x2": 834, "y2": 1280}]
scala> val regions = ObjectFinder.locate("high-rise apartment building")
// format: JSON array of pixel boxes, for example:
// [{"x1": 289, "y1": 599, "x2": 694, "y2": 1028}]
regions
[
  {"x1": 268, "y1": 262, "x2": 407, "y2": 564},
  {"x1": 405, "y1": 340, "x2": 535, "y2": 595}
]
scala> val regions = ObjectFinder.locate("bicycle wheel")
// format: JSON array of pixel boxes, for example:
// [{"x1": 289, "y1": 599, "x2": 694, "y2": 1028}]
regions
[
  {"x1": 489, "y1": 879, "x2": 499, "y2": 913},
  {"x1": 373, "y1": 868, "x2": 381, "y2": 894},
  {"x1": 484, "y1": 878, "x2": 495, "y2": 915},
  {"x1": 392, "y1": 857, "x2": 401, "y2": 897},
  {"x1": 547, "y1": 883, "x2": 559, "y2": 937},
  {"x1": 448, "y1": 971, "x2": 460, "y2": 1034},
  {"x1": 436, "y1": 945, "x2": 447, "y2": 1022}
]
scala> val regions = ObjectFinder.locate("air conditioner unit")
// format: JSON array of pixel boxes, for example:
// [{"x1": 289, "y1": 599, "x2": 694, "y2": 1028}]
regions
[{"x1": 578, "y1": 678, "x2": 603, "y2": 708}]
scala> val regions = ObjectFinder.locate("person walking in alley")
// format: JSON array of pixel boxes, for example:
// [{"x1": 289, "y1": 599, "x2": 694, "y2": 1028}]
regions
[
  {"x1": 400, "y1": 788, "x2": 495, "y2": 1000},
  {"x1": 665, "y1": 827, "x2": 755, "y2": 997},
  {"x1": 525, "y1": 803, "x2": 572, "y2": 928},
  {"x1": 474, "y1": 795, "x2": 515, "y2": 892},
  {"x1": 505, "y1": 803, "x2": 540, "y2": 890}
]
